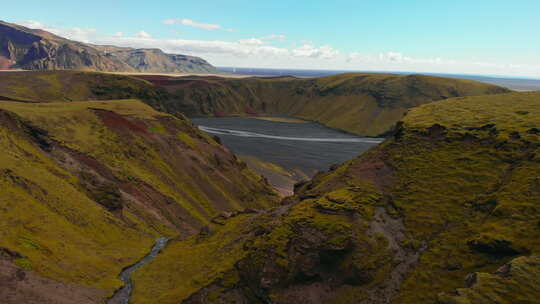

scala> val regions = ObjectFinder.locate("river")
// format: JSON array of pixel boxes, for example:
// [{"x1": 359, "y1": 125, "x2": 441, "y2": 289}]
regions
[{"x1": 107, "y1": 237, "x2": 169, "y2": 304}]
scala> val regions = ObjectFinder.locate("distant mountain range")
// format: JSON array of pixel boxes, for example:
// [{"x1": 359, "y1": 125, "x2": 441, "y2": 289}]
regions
[
  {"x1": 219, "y1": 67, "x2": 540, "y2": 91},
  {"x1": 0, "y1": 20, "x2": 218, "y2": 73}
]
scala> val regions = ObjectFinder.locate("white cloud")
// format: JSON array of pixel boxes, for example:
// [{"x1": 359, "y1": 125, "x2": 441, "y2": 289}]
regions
[
  {"x1": 163, "y1": 18, "x2": 223, "y2": 31},
  {"x1": 17, "y1": 20, "x2": 46, "y2": 29},
  {"x1": 237, "y1": 34, "x2": 286, "y2": 46},
  {"x1": 135, "y1": 31, "x2": 152, "y2": 39},
  {"x1": 16, "y1": 20, "x2": 98, "y2": 43},
  {"x1": 292, "y1": 45, "x2": 340, "y2": 59},
  {"x1": 346, "y1": 52, "x2": 361, "y2": 62},
  {"x1": 238, "y1": 38, "x2": 264, "y2": 46},
  {"x1": 263, "y1": 34, "x2": 286, "y2": 42},
  {"x1": 381, "y1": 51, "x2": 404, "y2": 62}
]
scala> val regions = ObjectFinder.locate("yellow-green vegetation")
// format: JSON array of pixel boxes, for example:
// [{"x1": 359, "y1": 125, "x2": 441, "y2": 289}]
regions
[
  {"x1": 165, "y1": 73, "x2": 510, "y2": 136},
  {"x1": 252, "y1": 116, "x2": 308, "y2": 123},
  {"x1": 132, "y1": 91, "x2": 540, "y2": 303},
  {"x1": 0, "y1": 97, "x2": 277, "y2": 301},
  {"x1": 0, "y1": 109, "x2": 155, "y2": 293},
  {"x1": 177, "y1": 132, "x2": 198, "y2": 149},
  {"x1": 131, "y1": 215, "x2": 254, "y2": 303},
  {"x1": 0, "y1": 71, "x2": 164, "y2": 102},
  {"x1": 0, "y1": 99, "x2": 276, "y2": 223},
  {"x1": 438, "y1": 256, "x2": 540, "y2": 304},
  {"x1": 0, "y1": 98, "x2": 163, "y2": 119}
]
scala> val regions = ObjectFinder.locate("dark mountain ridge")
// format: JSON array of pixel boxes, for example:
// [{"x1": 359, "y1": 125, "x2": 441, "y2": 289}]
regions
[{"x1": 0, "y1": 20, "x2": 218, "y2": 73}]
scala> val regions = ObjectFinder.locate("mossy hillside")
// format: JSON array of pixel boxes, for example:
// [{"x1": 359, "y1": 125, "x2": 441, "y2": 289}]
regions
[
  {"x1": 131, "y1": 181, "x2": 390, "y2": 304},
  {"x1": 151, "y1": 73, "x2": 510, "y2": 136},
  {"x1": 317, "y1": 91, "x2": 540, "y2": 303},
  {"x1": 0, "y1": 115, "x2": 156, "y2": 294},
  {"x1": 0, "y1": 98, "x2": 278, "y2": 300},
  {"x1": 131, "y1": 91, "x2": 540, "y2": 303},
  {"x1": 131, "y1": 214, "x2": 255, "y2": 304},
  {"x1": 302, "y1": 91, "x2": 540, "y2": 303},
  {"x1": 0, "y1": 100, "x2": 277, "y2": 225},
  {"x1": 0, "y1": 70, "x2": 169, "y2": 105},
  {"x1": 252, "y1": 116, "x2": 307, "y2": 123},
  {"x1": 438, "y1": 256, "x2": 540, "y2": 304}
]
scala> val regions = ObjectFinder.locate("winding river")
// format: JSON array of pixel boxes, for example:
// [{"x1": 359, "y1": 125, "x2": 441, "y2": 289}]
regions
[{"x1": 108, "y1": 237, "x2": 169, "y2": 304}]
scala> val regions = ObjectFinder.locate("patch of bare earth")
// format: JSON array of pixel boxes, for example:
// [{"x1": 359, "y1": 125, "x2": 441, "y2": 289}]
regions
[{"x1": 0, "y1": 260, "x2": 105, "y2": 304}]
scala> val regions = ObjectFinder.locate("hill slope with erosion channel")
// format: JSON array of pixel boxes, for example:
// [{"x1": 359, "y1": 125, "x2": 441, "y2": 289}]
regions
[
  {"x1": 138, "y1": 73, "x2": 510, "y2": 136},
  {"x1": 0, "y1": 97, "x2": 277, "y2": 303},
  {"x1": 130, "y1": 91, "x2": 540, "y2": 304},
  {"x1": 0, "y1": 20, "x2": 217, "y2": 73}
]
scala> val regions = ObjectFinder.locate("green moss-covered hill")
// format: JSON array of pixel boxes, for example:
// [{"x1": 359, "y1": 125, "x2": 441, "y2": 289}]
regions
[
  {"x1": 0, "y1": 97, "x2": 277, "y2": 303},
  {"x1": 130, "y1": 91, "x2": 540, "y2": 304},
  {"x1": 0, "y1": 70, "x2": 169, "y2": 104},
  {"x1": 139, "y1": 73, "x2": 510, "y2": 136},
  {"x1": 0, "y1": 71, "x2": 510, "y2": 137}
]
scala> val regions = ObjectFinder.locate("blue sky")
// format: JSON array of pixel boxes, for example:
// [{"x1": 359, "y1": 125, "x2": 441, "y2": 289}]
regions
[{"x1": 3, "y1": 0, "x2": 540, "y2": 77}]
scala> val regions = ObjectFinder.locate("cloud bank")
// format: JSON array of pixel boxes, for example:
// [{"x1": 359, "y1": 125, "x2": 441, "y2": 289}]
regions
[{"x1": 163, "y1": 18, "x2": 221, "y2": 31}]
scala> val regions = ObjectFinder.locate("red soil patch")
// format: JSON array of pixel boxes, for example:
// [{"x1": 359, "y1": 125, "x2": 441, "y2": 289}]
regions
[
  {"x1": 69, "y1": 150, "x2": 117, "y2": 181},
  {"x1": 0, "y1": 56, "x2": 14, "y2": 70},
  {"x1": 348, "y1": 149, "x2": 394, "y2": 191},
  {"x1": 214, "y1": 111, "x2": 228, "y2": 117},
  {"x1": 120, "y1": 181, "x2": 199, "y2": 236},
  {"x1": 92, "y1": 108, "x2": 149, "y2": 136},
  {"x1": 244, "y1": 105, "x2": 259, "y2": 116}
]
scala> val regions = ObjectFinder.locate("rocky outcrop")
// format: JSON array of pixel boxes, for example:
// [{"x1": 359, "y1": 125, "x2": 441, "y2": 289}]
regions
[{"x1": 0, "y1": 20, "x2": 218, "y2": 73}]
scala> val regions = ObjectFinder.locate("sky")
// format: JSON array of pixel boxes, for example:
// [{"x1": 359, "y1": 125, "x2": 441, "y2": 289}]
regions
[{"x1": 2, "y1": 0, "x2": 540, "y2": 78}]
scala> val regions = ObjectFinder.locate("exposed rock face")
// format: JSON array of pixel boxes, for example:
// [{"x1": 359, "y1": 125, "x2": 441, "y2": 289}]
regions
[
  {"x1": 0, "y1": 20, "x2": 218, "y2": 73},
  {"x1": 130, "y1": 91, "x2": 540, "y2": 304},
  {"x1": 92, "y1": 45, "x2": 219, "y2": 73}
]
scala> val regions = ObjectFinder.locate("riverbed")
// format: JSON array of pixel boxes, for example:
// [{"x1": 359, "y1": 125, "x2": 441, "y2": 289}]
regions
[{"x1": 193, "y1": 117, "x2": 383, "y2": 195}]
